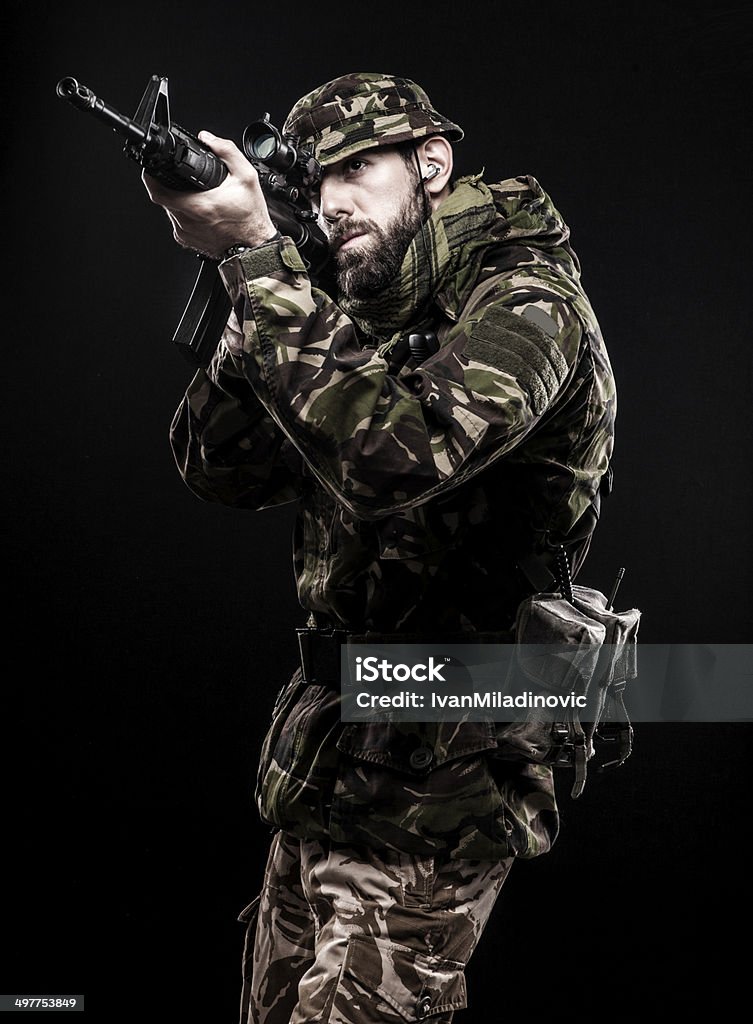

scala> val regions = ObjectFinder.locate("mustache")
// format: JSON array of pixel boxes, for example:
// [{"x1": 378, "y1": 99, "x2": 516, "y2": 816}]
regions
[{"x1": 327, "y1": 218, "x2": 380, "y2": 251}]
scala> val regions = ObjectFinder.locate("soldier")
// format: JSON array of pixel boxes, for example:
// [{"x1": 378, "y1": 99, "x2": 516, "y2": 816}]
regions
[{"x1": 145, "y1": 73, "x2": 615, "y2": 1023}]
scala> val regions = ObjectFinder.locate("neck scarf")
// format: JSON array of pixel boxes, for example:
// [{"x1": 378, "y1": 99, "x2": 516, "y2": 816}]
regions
[{"x1": 338, "y1": 174, "x2": 499, "y2": 344}]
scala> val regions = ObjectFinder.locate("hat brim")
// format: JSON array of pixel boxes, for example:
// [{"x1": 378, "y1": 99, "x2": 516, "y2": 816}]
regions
[{"x1": 312, "y1": 109, "x2": 464, "y2": 166}]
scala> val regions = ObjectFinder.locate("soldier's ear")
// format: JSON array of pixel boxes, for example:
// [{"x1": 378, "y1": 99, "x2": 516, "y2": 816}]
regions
[{"x1": 416, "y1": 136, "x2": 453, "y2": 199}]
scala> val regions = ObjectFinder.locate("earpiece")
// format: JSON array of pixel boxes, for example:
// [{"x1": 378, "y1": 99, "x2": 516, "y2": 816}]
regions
[{"x1": 422, "y1": 164, "x2": 441, "y2": 182}]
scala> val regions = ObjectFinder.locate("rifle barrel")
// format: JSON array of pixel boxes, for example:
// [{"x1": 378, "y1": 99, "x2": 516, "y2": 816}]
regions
[{"x1": 56, "y1": 78, "x2": 149, "y2": 147}]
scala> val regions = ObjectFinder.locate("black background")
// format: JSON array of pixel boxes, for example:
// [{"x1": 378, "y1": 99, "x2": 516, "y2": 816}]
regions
[{"x1": 3, "y1": 0, "x2": 752, "y2": 1020}]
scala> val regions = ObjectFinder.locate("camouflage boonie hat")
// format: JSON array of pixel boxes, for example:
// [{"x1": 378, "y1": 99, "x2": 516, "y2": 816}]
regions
[{"x1": 283, "y1": 72, "x2": 464, "y2": 166}]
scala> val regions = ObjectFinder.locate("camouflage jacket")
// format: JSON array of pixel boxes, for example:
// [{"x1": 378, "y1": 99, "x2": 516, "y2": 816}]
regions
[{"x1": 170, "y1": 174, "x2": 616, "y2": 860}]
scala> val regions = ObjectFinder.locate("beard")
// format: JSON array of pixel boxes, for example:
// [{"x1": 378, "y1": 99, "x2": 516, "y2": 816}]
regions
[{"x1": 330, "y1": 193, "x2": 425, "y2": 301}]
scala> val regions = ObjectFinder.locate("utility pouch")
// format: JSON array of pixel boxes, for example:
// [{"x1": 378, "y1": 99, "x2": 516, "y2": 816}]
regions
[{"x1": 496, "y1": 583, "x2": 641, "y2": 798}]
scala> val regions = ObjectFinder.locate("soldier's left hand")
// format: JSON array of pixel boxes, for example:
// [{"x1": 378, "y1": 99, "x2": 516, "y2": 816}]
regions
[{"x1": 142, "y1": 132, "x2": 278, "y2": 258}]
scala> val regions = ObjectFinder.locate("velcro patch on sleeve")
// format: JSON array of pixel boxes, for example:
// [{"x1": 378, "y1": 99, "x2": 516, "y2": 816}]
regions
[
  {"x1": 523, "y1": 304, "x2": 559, "y2": 338},
  {"x1": 465, "y1": 304, "x2": 569, "y2": 415}
]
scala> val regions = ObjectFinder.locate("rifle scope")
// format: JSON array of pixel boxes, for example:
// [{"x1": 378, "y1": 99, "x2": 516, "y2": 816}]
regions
[{"x1": 243, "y1": 116, "x2": 298, "y2": 172}]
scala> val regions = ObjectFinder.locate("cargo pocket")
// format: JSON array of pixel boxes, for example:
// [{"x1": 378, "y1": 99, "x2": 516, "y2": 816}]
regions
[
  {"x1": 330, "y1": 720, "x2": 526, "y2": 860},
  {"x1": 328, "y1": 934, "x2": 466, "y2": 1024}
]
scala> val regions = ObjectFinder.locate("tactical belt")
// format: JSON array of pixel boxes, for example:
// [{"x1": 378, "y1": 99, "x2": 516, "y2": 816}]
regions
[{"x1": 296, "y1": 627, "x2": 514, "y2": 689}]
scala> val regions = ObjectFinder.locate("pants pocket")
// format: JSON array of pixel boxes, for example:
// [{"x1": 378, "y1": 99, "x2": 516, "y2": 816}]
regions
[
  {"x1": 328, "y1": 935, "x2": 466, "y2": 1024},
  {"x1": 331, "y1": 721, "x2": 517, "y2": 859}
]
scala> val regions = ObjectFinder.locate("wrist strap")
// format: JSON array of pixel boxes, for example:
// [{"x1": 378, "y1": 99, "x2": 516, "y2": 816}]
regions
[{"x1": 221, "y1": 232, "x2": 282, "y2": 263}]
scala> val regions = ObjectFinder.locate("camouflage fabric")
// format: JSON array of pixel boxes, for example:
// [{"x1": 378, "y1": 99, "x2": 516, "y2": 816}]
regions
[
  {"x1": 239, "y1": 829, "x2": 512, "y2": 1023},
  {"x1": 169, "y1": 172, "x2": 615, "y2": 858},
  {"x1": 283, "y1": 71, "x2": 463, "y2": 167},
  {"x1": 171, "y1": 174, "x2": 614, "y2": 633},
  {"x1": 254, "y1": 668, "x2": 559, "y2": 860}
]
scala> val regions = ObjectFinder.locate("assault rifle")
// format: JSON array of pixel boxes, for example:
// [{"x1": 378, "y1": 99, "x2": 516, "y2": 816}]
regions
[{"x1": 56, "y1": 75, "x2": 330, "y2": 368}]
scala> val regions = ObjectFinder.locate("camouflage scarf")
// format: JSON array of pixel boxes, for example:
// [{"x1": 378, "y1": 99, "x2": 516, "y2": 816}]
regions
[{"x1": 338, "y1": 174, "x2": 500, "y2": 345}]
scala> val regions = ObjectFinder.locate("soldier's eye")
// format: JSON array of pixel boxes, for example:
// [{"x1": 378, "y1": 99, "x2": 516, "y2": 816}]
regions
[{"x1": 345, "y1": 159, "x2": 366, "y2": 174}]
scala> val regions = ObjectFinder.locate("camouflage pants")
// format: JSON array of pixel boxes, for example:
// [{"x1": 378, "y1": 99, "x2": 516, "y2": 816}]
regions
[{"x1": 238, "y1": 830, "x2": 514, "y2": 1023}]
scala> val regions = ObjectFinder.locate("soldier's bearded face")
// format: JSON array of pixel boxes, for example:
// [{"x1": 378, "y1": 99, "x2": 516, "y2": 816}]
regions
[{"x1": 317, "y1": 148, "x2": 424, "y2": 300}]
